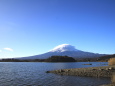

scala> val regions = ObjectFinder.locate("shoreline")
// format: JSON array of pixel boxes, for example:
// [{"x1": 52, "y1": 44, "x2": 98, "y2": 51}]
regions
[
  {"x1": 47, "y1": 65, "x2": 115, "y2": 78},
  {"x1": 47, "y1": 65, "x2": 115, "y2": 86}
]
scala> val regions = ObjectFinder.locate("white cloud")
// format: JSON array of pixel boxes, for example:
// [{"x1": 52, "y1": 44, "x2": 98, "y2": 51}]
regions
[
  {"x1": 3, "y1": 48, "x2": 13, "y2": 52},
  {"x1": 0, "y1": 50, "x2": 2, "y2": 52}
]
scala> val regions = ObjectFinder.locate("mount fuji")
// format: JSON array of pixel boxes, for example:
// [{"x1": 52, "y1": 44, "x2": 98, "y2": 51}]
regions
[{"x1": 18, "y1": 44, "x2": 106, "y2": 59}]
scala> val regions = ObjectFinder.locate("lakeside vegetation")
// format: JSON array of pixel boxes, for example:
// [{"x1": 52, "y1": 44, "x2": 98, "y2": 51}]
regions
[
  {"x1": 108, "y1": 58, "x2": 115, "y2": 66},
  {"x1": 0, "y1": 56, "x2": 76, "y2": 62},
  {"x1": 0, "y1": 54, "x2": 115, "y2": 62},
  {"x1": 44, "y1": 56, "x2": 76, "y2": 62}
]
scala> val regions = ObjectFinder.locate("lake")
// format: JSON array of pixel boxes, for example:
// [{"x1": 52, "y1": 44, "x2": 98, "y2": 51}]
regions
[{"x1": 0, "y1": 62, "x2": 111, "y2": 86}]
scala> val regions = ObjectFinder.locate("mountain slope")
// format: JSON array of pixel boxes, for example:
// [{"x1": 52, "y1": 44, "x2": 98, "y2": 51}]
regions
[
  {"x1": 18, "y1": 44, "x2": 106, "y2": 59},
  {"x1": 98, "y1": 54, "x2": 115, "y2": 61}
]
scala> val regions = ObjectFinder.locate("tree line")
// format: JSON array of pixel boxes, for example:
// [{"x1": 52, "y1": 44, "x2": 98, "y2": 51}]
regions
[
  {"x1": 0, "y1": 54, "x2": 113, "y2": 62},
  {"x1": 0, "y1": 56, "x2": 76, "y2": 62}
]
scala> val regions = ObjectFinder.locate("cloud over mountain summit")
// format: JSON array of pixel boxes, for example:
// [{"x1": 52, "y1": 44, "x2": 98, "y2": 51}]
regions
[
  {"x1": 50, "y1": 44, "x2": 79, "y2": 52},
  {"x1": 18, "y1": 44, "x2": 106, "y2": 60}
]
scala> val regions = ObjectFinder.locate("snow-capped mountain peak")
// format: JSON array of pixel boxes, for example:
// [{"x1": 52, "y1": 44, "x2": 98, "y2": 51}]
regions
[
  {"x1": 18, "y1": 44, "x2": 106, "y2": 59},
  {"x1": 50, "y1": 44, "x2": 79, "y2": 52}
]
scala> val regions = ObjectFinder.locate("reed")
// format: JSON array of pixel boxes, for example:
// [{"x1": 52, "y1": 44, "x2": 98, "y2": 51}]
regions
[
  {"x1": 108, "y1": 58, "x2": 115, "y2": 66},
  {"x1": 112, "y1": 73, "x2": 115, "y2": 84}
]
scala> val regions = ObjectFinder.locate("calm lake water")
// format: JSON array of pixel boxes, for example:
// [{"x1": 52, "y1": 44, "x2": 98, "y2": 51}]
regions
[{"x1": 0, "y1": 62, "x2": 111, "y2": 86}]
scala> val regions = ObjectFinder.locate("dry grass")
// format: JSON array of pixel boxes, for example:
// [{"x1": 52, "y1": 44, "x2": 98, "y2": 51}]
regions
[
  {"x1": 109, "y1": 58, "x2": 115, "y2": 84},
  {"x1": 112, "y1": 73, "x2": 115, "y2": 84},
  {"x1": 108, "y1": 58, "x2": 115, "y2": 66}
]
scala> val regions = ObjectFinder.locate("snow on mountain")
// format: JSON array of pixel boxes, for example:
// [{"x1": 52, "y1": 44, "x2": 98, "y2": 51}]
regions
[
  {"x1": 50, "y1": 44, "x2": 79, "y2": 52},
  {"x1": 18, "y1": 44, "x2": 106, "y2": 59}
]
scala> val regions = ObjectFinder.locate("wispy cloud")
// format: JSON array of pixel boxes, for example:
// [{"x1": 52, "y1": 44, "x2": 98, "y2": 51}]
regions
[
  {"x1": 3, "y1": 48, "x2": 13, "y2": 52},
  {"x1": 0, "y1": 50, "x2": 2, "y2": 52}
]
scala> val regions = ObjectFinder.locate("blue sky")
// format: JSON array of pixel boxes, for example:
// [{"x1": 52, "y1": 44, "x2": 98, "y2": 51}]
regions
[{"x1": 0, "y1": 0, "x2": 115, "y2": 58}]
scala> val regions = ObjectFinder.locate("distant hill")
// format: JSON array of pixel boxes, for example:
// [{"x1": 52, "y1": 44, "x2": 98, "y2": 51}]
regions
[{"x1": 98, "y1": 54, "x2": 115, "y2": 62}]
